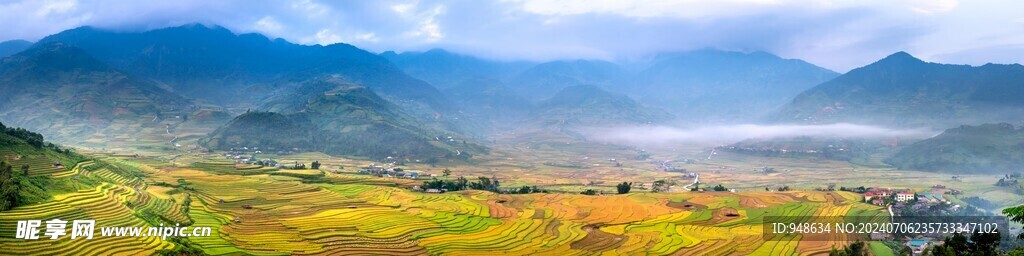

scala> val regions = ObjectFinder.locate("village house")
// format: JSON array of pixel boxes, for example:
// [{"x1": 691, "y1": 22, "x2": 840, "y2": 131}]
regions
[
  {"x1": 895, "y1": 191, "x2": 916, "y2": 202},
  {"x1": 906, "y1": 238, "x2": 932, "y2": 255}
]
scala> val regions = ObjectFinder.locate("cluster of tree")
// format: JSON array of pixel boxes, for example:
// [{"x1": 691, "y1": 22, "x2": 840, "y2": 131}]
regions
[
  {"x1": 0, "y1": 122, "x2": 72, "y2": 154},
  {"x1": 617, "y1": 182, "x2": 632, "y2": 194},
  {"x1": 925, "y1": 232, "x2": 1001, "y2": 255},
  {"x1": 282, "y1": 162, "x2": 307, "y2": 170},
  {"x1": 962, "y1": 196, "x2": 997, "y2": 210},
  {"x1": 828, "y1": 240, "x2": 868, "y2": 256},
  {"x1": 580, "y1": 189, "x2": 599, "y2": 195},
  {"x1": 509, "y1": 186, "x2": 546, "y2": 194},
  {"x1": 996, "y1": 178, "x2": 1019, "y2": 187},
  {"x1": 469, "y1": 176, "x2": 500, "y2": 191},
  {"x1": 652, "y1": 179, "x2": 675, "y2": 192},
  {"x1": 838, "y1": 186, "x2": 869, "y2": 193},
  {"x1": 310, "y1": 161, "x2": 321, "y2": 169},
  {"x1": 0, "y1": 161, "x2": 21, "y2": 211},
  {"x1": 421, "y1": 176, "x2": 534, "y2": 194},
  {"x1": 422, "y1": 177, "x2": 468, "y2": 191},
  {"x1": 767, "y1": 185, "x2": 791, "y2": 192},
  {"x1": 711, "y1": 184, "x2": 729, "y2": 191}
]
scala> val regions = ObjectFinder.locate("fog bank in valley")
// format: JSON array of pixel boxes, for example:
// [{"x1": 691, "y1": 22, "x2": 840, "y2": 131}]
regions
[{"x1": 583, "y1": 123, "x2": 939, "y2": 146}]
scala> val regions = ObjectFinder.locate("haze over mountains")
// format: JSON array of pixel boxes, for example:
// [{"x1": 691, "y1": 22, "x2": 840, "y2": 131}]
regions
[{"x1": 1, "y1": 23, "x2": 1023, "y2": 165}]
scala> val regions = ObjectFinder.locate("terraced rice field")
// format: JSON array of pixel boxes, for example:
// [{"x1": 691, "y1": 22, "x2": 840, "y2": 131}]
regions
[{"x1": 0, "y1": 154, "x2": 887, "y2": 255}]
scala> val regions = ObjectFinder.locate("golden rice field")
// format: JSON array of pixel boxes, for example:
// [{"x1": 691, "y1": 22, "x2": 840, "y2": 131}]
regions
[{"x1": 0, "y1": 152, "x2": 890, "y2": 255}]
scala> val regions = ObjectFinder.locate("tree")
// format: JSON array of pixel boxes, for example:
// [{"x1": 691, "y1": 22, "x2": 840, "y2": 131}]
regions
[
  {"x1": 0, "y1": 161, "x2": 20, "y2": 211},
  {"x1": 20, "y1": 165, "x2": 28, "y2": 176},
  {"x1": 1005, "y1": 205, "x2": 1024, "y2": 240},
  {"x1": 616, "y1": 182, "x2": 632, "y2": 194},
  {"x1": 311, "y1": 161, "x2": 321, "y2": 169},
  {"x1": 829, "y1": 240, "x2": 868, "y2": 256},
  {"x1": 442, "y1": 168, "x2": 451, "y2": 178},
  {"x1": 927, "y1": 231, "x2": 1001, "y2": 256},
  {"x1": 712, "y1": 184, "x2": 729, "y2": 191},
  {"x1": 581, "y1": 189, "x2": 598, "y2": 195}
]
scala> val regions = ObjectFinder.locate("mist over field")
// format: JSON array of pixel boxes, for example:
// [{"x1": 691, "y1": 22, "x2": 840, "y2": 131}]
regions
[{"x1": 584, "y1": 123, "x2": 939, "y2": 146}]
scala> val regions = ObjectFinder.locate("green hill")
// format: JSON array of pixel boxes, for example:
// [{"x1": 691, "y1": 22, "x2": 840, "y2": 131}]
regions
[
  {"x1": 885, "y1": 123, "x2": 1024, "y2": 173},
  {"x1": 0, "y1": 121, "x2": 88, "y2": 211},
  {"x1": 776, "y1": 52, "x2": 1024, "y2": 127},
  {"x1": 208, "y1": 77, "x2": 481, "y2": 160}
]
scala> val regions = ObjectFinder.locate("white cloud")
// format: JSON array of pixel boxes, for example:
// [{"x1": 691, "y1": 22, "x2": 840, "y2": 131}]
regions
[
  {"x1": 391, "y1": 3, "x2": 415, "y2": 14},
  {"x1": 355, "y1": 32, "x2": 379, "y2": 43},
  {"x1": 510, "y1": 0, "x2": 793, "y2": 19},
  {"x1": 0, "y1": 0, "x2": 1020, "y2": 72},
  {"x1": 35, "y1": 0, "x2": 77, "y2": 17},
  {"x1": 312, "y1": 29, "x2": 343, "y2": 45},
  {"x1": 254, "y1": 16, "x2": 283, "y2": 34},
  {"x1": 906, "y1": 0, "x2": 958, "y2": 14}
]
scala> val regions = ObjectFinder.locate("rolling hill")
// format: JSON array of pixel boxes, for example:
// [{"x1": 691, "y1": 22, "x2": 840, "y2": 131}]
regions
[
  {"x1": 885, "y1": 123, "x2": 1024, "y2": 173},
  {"x1": 776, "y1": 52, "x2": 1024, "y2": 127}
]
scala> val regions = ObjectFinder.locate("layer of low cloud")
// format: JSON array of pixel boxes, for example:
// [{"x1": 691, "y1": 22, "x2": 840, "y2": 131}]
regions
[
  {"x1": 585, "y1": 124, "x2": 938, "y2": 146},
  {"x1": 1, "y1": 0, "x2": 1022, "y2": 71}
]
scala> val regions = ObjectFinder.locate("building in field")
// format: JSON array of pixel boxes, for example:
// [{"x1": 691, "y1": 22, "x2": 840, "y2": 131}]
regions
[
  {"x1": 907, "y1": 238, "x2": 932, "y2": 255},
  {"x1": 895, "y1": 191, "x2": 916, "y2": 202}
]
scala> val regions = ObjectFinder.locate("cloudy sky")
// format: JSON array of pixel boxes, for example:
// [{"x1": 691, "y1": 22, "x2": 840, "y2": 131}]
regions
[{"x1": 1, "y1": 0, "x2": 1022, "y2": 72}]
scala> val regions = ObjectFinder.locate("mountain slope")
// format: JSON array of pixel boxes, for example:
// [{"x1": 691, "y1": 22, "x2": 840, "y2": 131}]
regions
[
  {"x1": 382, "y1": 49, "x2": 534, "y2": 90},
  {"x1": 0, "y1": 43, "x2": 193, "y2": 142},
  {"x1": 776, "y1": 52, "x2": 1024, "y2": 127},
  {"x1": 633, "y1": 49, "x2": 838, "y2": 122},
  {"x1": 885, "y1": 123, "x2": 1024, "y2": 173},
  {"x1": 0, "y1": 121, "x2": 88, "y2": 211},
  {"x1": 531, "y1": 85, "x2": 672, "y2": 126},
  {"x1": 443, "y1": 78, "x2": 533, "y2": 131},
  {"x1": 511, "y1": 60, "x2": 630, "y2": 101},
  {"x1": 35, "y1": 24, "x2": 460, "y2": 129},
  {"x1": 208, "y1": 77, "x2": 479, "y2": 160},
  {"x1": 0, "y1": 40, "x2": 32, "y2": 58}
]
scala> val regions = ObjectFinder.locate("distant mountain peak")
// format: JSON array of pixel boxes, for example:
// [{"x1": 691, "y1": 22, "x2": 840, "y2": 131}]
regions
[{"x1": 876, "y1": 51, "x2": 925, "y2": 65}]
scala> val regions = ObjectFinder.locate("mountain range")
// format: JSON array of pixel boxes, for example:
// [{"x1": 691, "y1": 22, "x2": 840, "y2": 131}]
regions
[
  {"x1": 2, "y1": 23, "x2": 1023, "y2": 161},
  {"x1": 776, "y1": 52, "x2": 1024, "y2": 127},
  {"x1": 34, "y1": 24, "x2": 463, "y2": 132},
  {"x1": 384, "y1": 48, "x2": 839, "y2": 125},
  {"x1": 0, "y1": 43, "x2": 192, "y2": 142}
]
